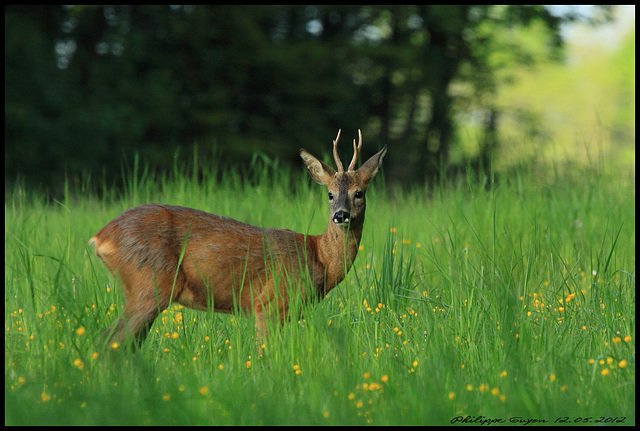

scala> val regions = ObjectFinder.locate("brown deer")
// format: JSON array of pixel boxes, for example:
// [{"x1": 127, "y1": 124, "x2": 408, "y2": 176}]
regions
[{"x1": 89, "y1": 130, "x2": 386, "y2": 352}]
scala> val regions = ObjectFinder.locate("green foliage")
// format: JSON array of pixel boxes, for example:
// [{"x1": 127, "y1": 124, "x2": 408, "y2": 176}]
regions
[
  {"x1": 494, "y1": 23, "x2": 635, "y2": 171},
  {"x1": 5, "y1": 153, "x2": 635, "y2": 425},
  {"x1": 6, "y1": 5, "x2": 620, "y2": 196}
]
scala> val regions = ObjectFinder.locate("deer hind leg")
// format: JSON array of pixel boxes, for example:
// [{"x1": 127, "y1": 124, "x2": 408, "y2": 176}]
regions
[
  {"x1": 102, "y1": 269, "x2": 177, "y2": 351},
  {"x1": 102, "y1": 300, "x2": 160, "y2": 350}
]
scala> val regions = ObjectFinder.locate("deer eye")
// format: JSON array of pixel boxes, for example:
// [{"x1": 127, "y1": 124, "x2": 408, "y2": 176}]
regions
[
  {"x1": 355, "y1": 191, "x2": 363, "y2": 199},
  {"x1": 328, "y1": 192, "x2": 334, "y2": 200}
]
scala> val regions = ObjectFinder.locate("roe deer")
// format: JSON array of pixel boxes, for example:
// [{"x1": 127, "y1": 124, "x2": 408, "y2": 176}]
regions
[{"x1": 89, "y1": 130, "x2": 386, "y2": 352}]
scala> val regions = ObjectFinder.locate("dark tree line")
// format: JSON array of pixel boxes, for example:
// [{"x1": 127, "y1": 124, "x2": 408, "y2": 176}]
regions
[{"x1": 5, "y1": 5, "x2": 611, "y2": 196}]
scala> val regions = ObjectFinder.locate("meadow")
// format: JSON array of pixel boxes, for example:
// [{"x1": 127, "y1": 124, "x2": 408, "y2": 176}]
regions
[{"x1": 5, "y1": 153, "x2": 635, "y2": 425}]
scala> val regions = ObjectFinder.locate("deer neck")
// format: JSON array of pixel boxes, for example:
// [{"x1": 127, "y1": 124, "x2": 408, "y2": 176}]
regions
[{"x1": 312, "y1": 220, "x2": 363, "y2": 293}]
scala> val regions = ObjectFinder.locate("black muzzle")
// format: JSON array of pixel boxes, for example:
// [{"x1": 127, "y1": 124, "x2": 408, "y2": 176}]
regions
[{"x1": 332, "y1": 211, "x2": 351, "y2": 225}]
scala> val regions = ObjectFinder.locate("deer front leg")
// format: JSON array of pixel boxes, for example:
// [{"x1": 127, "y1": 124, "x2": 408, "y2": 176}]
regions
[
  {"x1": 251, "y1": 277, "x2": 290, "y2": 356},
  {"x1": 254, "y1": 311, "x2": 268, "y2": 356}
]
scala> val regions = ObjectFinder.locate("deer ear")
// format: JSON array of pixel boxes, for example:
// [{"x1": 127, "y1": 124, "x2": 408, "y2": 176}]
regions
[
  {"x1": 300, "y1": 149, "x2": 335, "y2": 185},
  {"x1": 357, "y1": 145, "x2": 387, "y2": 185}
]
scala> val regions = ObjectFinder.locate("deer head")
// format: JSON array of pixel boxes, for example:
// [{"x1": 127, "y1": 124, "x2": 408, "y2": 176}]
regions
[{"x1": 300, "y1": 129, "x2": 387, "y2": 231}]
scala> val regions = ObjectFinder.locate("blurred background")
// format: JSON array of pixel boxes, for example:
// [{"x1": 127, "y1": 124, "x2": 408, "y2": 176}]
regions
[{"x1": 5, "y1": 5, "x2": 635, "y2": 197}]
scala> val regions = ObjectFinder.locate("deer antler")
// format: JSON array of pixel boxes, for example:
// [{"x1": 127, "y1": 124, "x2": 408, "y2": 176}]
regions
[
  {"x1": 333, "y1": 129, "x2": 344, "y2": 172},
  {"x1": 347, "y1": 129, "x2": 362, "y2": 172}
]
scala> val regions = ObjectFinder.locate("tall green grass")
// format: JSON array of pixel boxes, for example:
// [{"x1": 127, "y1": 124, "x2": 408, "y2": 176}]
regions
[{"x1": 5, "y1": 154, "x2": 635, "y2": 425}]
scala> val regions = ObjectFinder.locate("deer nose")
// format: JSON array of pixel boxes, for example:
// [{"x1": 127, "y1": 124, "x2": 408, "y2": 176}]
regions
[{"x1": 333, "y1": 210, "x2": 351, "y2": 225}]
